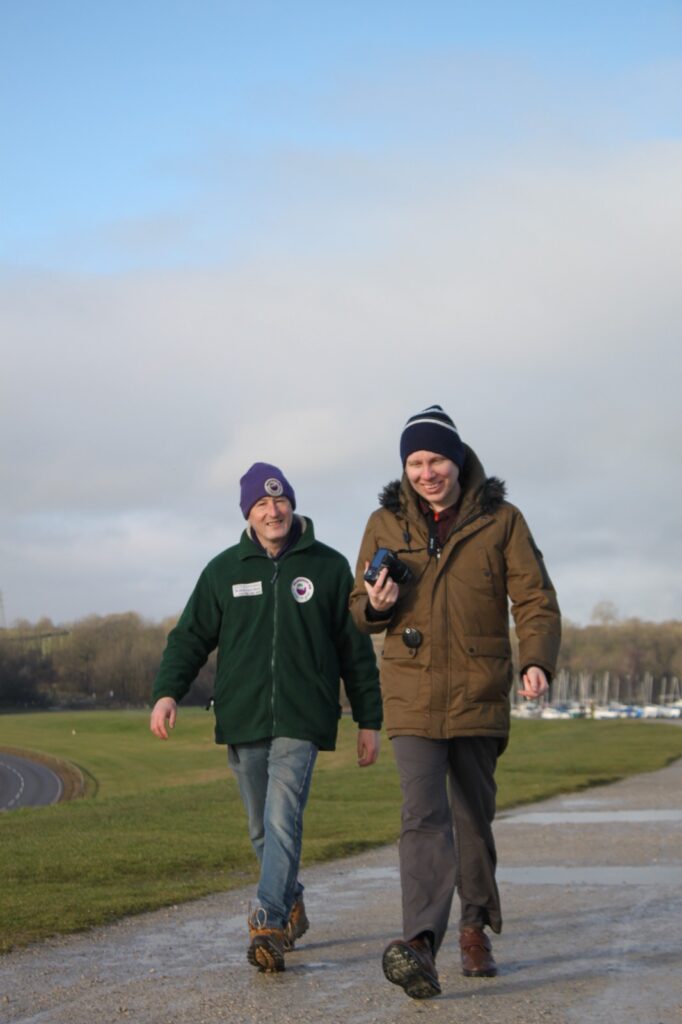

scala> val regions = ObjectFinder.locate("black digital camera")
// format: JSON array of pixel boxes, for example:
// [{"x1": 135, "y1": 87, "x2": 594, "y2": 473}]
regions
[{"x1": 363, "y1": 548, "x2": 412, "y2": 586}]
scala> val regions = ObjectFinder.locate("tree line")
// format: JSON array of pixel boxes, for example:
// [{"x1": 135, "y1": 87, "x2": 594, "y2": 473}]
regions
[
  {"x1": 548, "y1": 614, "x2": 682, "y2": 707},
  {"x1": 0, "y1": 613, "x2": 215, "y2": 710},
  {"x1": 1, "y1": 608, "x2": 681, "y2": 711}
]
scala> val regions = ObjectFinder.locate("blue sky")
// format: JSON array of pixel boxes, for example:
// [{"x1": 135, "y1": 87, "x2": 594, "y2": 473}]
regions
[
  {"x1": 4, "y1": 2, "x2": 681, "y2": 270},
  {"x1": 2, "y1": 1, "x2": 681, "y2": 625}
]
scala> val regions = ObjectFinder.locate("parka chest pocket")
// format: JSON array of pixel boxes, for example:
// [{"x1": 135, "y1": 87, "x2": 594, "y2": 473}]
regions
[
  {"x1": 382, "y1": 632, "x2": 419, "y2": 661},
  {"x1": 450, "y1": 544, "x2": 501, "y2": 597},
  {"x1": 477, "y1": 547, "x2": 499, "y2": 594}
]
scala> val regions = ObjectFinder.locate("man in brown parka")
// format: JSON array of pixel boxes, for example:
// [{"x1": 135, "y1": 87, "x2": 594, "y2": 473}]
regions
[{"x1": 350, "y1": 404, "x2": 561, "y2": 1000}]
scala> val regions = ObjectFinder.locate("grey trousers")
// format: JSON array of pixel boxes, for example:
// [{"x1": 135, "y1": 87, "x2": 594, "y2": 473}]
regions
[{"x1": 392, "y1": 735, "x2": 502, "y2": 953}]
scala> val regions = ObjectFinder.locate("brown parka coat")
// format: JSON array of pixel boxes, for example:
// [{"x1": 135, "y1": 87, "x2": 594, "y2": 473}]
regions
[{"x1": 350, "y1": 446, "x2": 561, "y2": 743}]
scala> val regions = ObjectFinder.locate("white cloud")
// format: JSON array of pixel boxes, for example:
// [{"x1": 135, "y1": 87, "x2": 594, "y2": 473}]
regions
[{"x1": 2, "y1": 138, "x2": 681, "y2": 623}]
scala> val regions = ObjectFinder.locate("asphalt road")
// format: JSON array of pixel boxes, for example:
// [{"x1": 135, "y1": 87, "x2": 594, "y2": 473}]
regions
[
  {"x1": 0, "y1": 753, "x2": 63, "y2": 811},
  {"x1": 1, "y1": 754, "x2": 681, "y2": 1024}
]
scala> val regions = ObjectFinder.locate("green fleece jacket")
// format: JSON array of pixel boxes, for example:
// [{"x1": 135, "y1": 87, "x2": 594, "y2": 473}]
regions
[{"x1": 153, "y1": 517, "x2": 382, "y2": 750}]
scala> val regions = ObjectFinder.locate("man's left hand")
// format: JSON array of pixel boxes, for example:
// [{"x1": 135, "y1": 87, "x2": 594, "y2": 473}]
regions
[
  {"x1": 518, "y1": 666, "x2": 549, "y2": 699},
  {"x1": 357, "y1": 728, "x2": 380, "y2": 766}
]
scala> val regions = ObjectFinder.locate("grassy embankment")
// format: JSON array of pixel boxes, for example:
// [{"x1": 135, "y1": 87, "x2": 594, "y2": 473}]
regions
[{"x1": 1, "y1": 710, "x2": 680, "y2": 953}]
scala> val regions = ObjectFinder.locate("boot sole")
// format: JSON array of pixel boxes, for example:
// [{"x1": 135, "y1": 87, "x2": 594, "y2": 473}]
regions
[
  {"x1": 382, "y1": 944, "x2": 441, "y2": 999},
  {"x1": 247, "y1": 938, "x2": 285, "y2": 972}
]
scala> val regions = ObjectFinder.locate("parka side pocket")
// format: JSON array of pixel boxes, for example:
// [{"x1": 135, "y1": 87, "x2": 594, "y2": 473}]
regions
[{"x1": 463, "y1": 634, "x2": 513, "y2": 702}]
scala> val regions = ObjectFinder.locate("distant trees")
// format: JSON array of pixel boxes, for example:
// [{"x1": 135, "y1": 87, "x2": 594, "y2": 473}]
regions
[
  {"x1": 0, "y1": 613, "x2": 215, "y2": 711},
  {"x1": 0, "y1": 644, "x2": 53, "y2": 709},
  {"x1": 1, "y1": 608, "x2": 682, "y2": 712},
  {"x1": 52, "y1": 613, "x2": 171, "y2": 704},
  {"x1": 542, "y1": 612, "x2": 682, "y2": 707},
  {"x1": 559, "y1": 617, "x2": 682, "y2": 681}
]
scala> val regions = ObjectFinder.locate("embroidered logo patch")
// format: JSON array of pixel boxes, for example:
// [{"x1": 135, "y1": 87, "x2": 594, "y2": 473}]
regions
[
  {"x1": 264, "y1": 478, "x2": 284, "y2": 496},
  {"x1": 232, "y1": 581, "x2": 263, "y2": 597},
  {"x1": 291, "y1": 577, "x2": 314, "y2": 603}
]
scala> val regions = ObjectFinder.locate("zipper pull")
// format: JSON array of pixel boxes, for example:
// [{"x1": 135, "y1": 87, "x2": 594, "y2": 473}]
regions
[{"x1": 271, "y1": 562, "x2": 280, "y2": 584}]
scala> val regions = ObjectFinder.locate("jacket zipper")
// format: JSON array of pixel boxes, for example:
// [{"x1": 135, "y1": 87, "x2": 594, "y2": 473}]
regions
[
  {"x1": 424, "y1": 510, "x2": 485, "y2": 728},
  {"x1": 434, "y1": 510, "x2": 490, "y2": 575},
  {"x1": 270, "y1": 561, "x2": 280, "y2": 732}
]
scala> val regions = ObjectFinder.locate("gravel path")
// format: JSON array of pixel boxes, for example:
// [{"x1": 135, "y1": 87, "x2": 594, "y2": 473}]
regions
[{"x1": 2, "y1": 755, "x2": 681, "y2": 1024}]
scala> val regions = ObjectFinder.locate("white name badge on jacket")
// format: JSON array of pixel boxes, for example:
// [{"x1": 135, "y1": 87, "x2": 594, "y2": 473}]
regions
[{"x1": 232, "y1": 582, "x2": 263, "y2": 597}]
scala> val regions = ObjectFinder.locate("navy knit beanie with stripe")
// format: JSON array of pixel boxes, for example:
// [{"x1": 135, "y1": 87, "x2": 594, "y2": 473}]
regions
[{"x1": 399, "y1": 404, "x2": 466, "y2": 470}]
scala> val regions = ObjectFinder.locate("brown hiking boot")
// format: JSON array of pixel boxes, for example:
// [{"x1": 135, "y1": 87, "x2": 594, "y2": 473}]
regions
[
  {"x1": 459, "y1": 927, "x2": 497, "y2": 977},
  {"x1": 283, "y1": 896, "x2": 309, "y2": 951},
  {"x1": 247, "y1": 907, "x2": 286, "y2": 972},
  {"x1": 382, "y1": 935, "x2": 441, "y2": 999}
]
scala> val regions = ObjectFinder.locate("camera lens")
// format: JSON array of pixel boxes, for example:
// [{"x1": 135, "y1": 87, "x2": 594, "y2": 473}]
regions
[{"x1": 391, "y1": 561, "x2": 412, "y2": 585}]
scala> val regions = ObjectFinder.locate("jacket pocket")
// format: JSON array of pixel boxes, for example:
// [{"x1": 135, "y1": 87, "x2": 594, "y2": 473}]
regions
[
  {"x1": 462, "y1": 636, "x2": 511, "y2": 658},
  {"x1": 380, "y1": 631, "x2": 425, "y2": 709},
  {"x1": 462, "y1": 634, "x2": 512, "y2": 703},
  {"x1": 382, "y1": 631, "x2": 419, "y2": 661}
]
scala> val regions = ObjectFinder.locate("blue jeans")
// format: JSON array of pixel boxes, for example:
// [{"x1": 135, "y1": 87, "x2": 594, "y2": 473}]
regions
[{"x1": 227, "y1": 737, "x2": 318, "y2": 929}]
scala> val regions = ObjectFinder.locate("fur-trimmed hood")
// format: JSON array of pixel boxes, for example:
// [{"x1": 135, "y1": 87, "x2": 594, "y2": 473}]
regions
[
  {"x1": 378, "y1": 475, "x2": 506, "y2": 516},
  {"x1": 377, "y1": 444, "x2": 507, "y2": 520}
]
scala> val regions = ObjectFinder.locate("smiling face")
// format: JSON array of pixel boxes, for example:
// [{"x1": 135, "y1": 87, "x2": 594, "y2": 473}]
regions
[
  {"x1": 247, "y1": 496, "x2": 294, "y2": 555},
  {"x1": 404, "y1": 450, "x2": 461, "y2": 512}
]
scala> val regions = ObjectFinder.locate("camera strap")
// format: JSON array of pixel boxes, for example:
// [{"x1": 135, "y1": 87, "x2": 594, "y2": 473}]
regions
[{"x1": 427, "y1": 513, "x2": 441, "y2": 558}]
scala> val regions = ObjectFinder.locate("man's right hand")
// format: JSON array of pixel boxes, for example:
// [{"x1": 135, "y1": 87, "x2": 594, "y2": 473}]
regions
[
  {"x1": 150, "y1": 697, "x2": 178, "y2": 740},
  {"x1": 364, "y1": 564, "x2": 400, "y2": 614}
]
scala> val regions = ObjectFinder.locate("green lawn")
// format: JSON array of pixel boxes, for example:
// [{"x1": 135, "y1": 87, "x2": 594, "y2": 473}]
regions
[{"x1": 1, "y1": 710, "x2": 680, "y2": 953}]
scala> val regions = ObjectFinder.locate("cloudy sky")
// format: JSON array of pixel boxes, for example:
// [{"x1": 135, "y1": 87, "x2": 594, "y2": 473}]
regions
[{"x1": 2, "y1": 1, "x2": 681, "y2": 627}]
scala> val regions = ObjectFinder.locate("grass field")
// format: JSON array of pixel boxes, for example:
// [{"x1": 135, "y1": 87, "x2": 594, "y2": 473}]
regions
[{"x1": 1, "y1": 710, "x2": 680, "y2": 953}]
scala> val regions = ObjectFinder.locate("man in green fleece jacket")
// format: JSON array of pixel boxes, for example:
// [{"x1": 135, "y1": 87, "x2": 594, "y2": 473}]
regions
[{"x1": 150, "y1": 462, "x2": 382, "y2": 973}]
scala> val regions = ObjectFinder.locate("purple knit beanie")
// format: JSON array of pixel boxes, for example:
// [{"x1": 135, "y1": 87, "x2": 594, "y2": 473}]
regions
[
  {"x1": 239, "y1": 462, "x2": 296, "y2": 518},
  {"x1": 399, "y1": 404, "x2": 466, "y2": 469}
]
